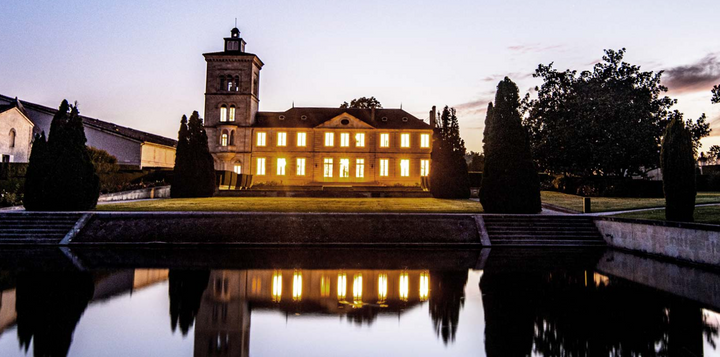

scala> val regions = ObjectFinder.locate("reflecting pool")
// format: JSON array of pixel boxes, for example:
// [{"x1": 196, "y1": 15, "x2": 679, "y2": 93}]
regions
[{"x1": 0, "y1": 248, "x2": 719, "y2": 356}]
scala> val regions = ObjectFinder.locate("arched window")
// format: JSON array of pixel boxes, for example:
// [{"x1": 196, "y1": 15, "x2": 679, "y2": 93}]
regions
[
  {"x1": 221, "y1": 130, "x2": 229, "y2": 147},
  {"x1": 219, "y1": 76, "x2": 226, "y2": 91},
  {"x1": 234, "y1": 76, "x2": 240, "y2": 91},
  {"x1": 230, "y1": 130, "x2": 235, "y2": 145},
  {"x1": 229, "y1": 105, "x2": 236, "y2": 122},
  {"x1": 9, "y1": 129, "x2": 16, "y2": 148},
  {"x1": 227, "y1": 78, "x2": 233, "y2": 91},
  {"x1": 220, "y1": 105, "x2": 228, "y2": 122}
]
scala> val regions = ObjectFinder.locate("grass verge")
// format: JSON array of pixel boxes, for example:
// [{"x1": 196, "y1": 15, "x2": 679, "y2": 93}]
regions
[
  {"x1": 541, "y1": 191, "x2": 720, "y2": 213},
  {"x1": 96, "y1": 197, "x2": 484, "y2": 213},
  {"x1": 612, "y1": 205, "x2": 720, "y2": 225}
]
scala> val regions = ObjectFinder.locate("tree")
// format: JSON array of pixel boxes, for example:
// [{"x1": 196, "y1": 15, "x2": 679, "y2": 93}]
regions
[
  {"x1": 480, "y1": 77, "x2": 541, "y2": 213},
  {"x1": 429, "y1": 106, "x2": 471, "y2": 198},
  {"x1": 466, "y1": 151, "x2": 485, "y2": 171},
  {"x1": 712, "y1": 85, "x2": 720, "y2": 104},
  {"x1": 525, "y1": 48, "x2": 709, "y2": 178},
  {"x1": 24, "y1": 100, "x2": 99, "y2": 211},
  {"x1": 340, "y1": 96, "x2": 382, "y2": 109},
  {"x1": 23, "y1": 133, "x2": 49, "y2": 210},
  {"x1": 172, "y1": 111, "x2": 216, "y2": 198},
  {"x1": 706, "y1": 145, "x2": 720, "y2": 162},
  {"x1": 661, "y1": 112, "x2": 696, "y2": 222}
]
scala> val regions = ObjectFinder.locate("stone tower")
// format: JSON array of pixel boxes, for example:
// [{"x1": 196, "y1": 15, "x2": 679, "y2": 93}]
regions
[{"x1": 203, "y1": 27, "x2": 264, "y2": 173}]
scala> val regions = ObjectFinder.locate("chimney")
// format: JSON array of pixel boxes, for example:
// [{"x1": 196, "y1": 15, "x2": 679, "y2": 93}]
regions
[
  {"x1": 429, "y1": 106, "x2": 437, "y2": 127},
  {"x1": 371, "y1": 107, "x2": 376, "y2": 121}
]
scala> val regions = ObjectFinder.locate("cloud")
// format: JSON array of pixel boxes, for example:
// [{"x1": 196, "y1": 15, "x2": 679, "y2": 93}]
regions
[
  {"x1": 507, "y1": 44, "x2": 564, "y2": 54},
  {"x1": 663, "y1": 54, "x2": 720, "y2": 94},
  {"x1": 482, "y1": 72, "x2": 534, "y2": 83}
]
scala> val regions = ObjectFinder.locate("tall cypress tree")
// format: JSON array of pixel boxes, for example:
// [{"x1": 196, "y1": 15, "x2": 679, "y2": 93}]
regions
[
  {"x1": 23, "y1": 133, "x2": 49, "y2": 210},
  {"x1": 661, "y1": 113, "x2": 696, "y2": 222},
  {"x1": 172, "y1": 111, "x2": 216, "y2": 198},
  {"x1": 480, "y1": 77, "x2": 541, "y2": 213},
  {"x1": 429, "y1": 106, "x2": 470, "y2": 198},
  {"x1": 171, "y1": 115, "x2": 190, "y2": 198},
  {"x1": 24, "y1": 100, "x2": 99, "y2": 211}
]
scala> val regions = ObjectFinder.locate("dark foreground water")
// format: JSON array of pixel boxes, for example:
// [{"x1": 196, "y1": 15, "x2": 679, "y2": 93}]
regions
[{"x1": 0, "y1": 248, "x2": 719, "y2": 357}]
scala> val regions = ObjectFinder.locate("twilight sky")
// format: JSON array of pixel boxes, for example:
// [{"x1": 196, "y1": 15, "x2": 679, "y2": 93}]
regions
[{"x1": 1, "y1": 0, "x2": 719, "y2": 152}]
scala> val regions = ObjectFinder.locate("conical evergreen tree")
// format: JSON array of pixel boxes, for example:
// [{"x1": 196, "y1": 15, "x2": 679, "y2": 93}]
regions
[
  {"x1": 172, "y1": 111, "x2": 216, "y2": 197},
  {"x1": 24, "y1": 100, "x2": 99, "y2": 211},
  {"x1": 480, "y1": 77, "x2": 541, "y2": 213},
  {"x1": 23, "y1": 132, "x2": 49, "y2": 210},
  {"x1": 171, "y1": 115, "x2": 190, "y2": 198},
  {"x1": 429, "y1": 106, "x2": 470, "y2": 198},
  {"x1": 661, "y1": 113, "x2": 696, "y2": 222}
]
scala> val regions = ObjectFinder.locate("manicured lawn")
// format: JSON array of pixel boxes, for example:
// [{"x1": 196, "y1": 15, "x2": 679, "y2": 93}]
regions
[
  {"x1": 96, "y1": 197, "x2": 484, "y2": 213},
  {"x1": 613, "y1": 205, "x2": 720, "y2": 225},
  {"x1": 541, "y1": 191, "x2": 720, "y2": 213}
]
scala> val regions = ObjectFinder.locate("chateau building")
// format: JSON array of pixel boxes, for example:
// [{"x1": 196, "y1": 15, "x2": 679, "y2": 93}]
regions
[{"x1": 204, "y1": 28, "x2": 434, "y2": 187}]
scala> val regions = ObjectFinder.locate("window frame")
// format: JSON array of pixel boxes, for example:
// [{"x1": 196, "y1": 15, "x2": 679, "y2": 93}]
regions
[
  {"x1": 401, "y1": 133, "x2": 410, "y2": 148},
  {"x1": 323, "y1": 158, "x2": 334, "y2": 178},
  {"x1": 379, "y1": 159, "x2": 389, "y2": 177},
  {"x1": 400, "y1": 159, "x2": 410, "y2": 177},
  {"x1": 296, "y1": 158, "x2": 306, "y2": 176},
  {"x1": 339, "y1": 158, "x2": 350, "y2": 178},
  {"x1": 340, "y1": 133, "x2": 350, "y2": 147},
  {"x1": 421, "y1": 134, "x2": 430, "y2": 148},
  {"x1": 256, "y1": 132, "x2": 267, "y2": 147},
  {"x1": 355, "y1": 133, "x2": 365, "y2": 147},
  {"x1": 277, "y1": 132, "x2": 287, "y2": 147},
  {"x1": 256, "y1": 158, "x2": 266, "y2": 175},
  {"x1": 277, "y1": 158, "x2": 286, "y2": 175},
  {"x1": 420, "y1": 159, "x2": 430, "y2": 177},
  {"x1": 380, "y1": 133, "x2": 390, "y2": 148},
  {"x1": 356, "y1": 158, "x2": 365, "y2": 178},
  {"x1": 324, "y1": 132, "x2": 334, "y2": 147},
  {"x1": 297, "y1": 132, "x2": 307, "y2": 147}
]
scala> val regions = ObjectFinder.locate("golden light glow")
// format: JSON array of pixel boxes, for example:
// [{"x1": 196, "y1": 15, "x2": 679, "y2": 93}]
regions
[
  {"x1": 379, "y1": 159, "x2": 389, "y2": 177},
  {"x1": 277, "y1": 158, "x2": 286, "y2": 175},
  {"x1": 293, "y1": 270, "x2": 302, "y2": 302},
  {"x1": 399, "y1": 272, "x2": 409, "y2": 301},
  {"x1": 324, "y1": 132, "x2": 334, "y2": 146},
  {"x1": 257, "y1": 132, "x2": 267, "y2": 146},
  {"x1": 377, "y1": 274, "x2": 388, "y2": 302},
  {"x1": 297, "y1": 132, "x2": 307, "y2": 147},
  {"x1": 337, "y1": 273, "x2": 347, "y2": 301},
  {"x1": 277, "y1": 132, "x2": 287, "y2": 147},
  {"x1": 340, "y1": 133, "x2": 350, "y2": 147},
  {"x1": 355, "y1": 133, "x2": 365, "y2": 147},
  {"x1": 420, "y1": 159, "x2": 430, "y2": 177},
  {"x1": 400, "y1": 159, "x2": 410, "y2": 177},
  {"x1": 380, "y1": 133, "x2": 389, "y2": 147},
  {"x1": 356, "y1": 158, "x2": 365, "y2": 178},
  {"x1": 401, "y1": 133, "x2": 410, "y2": 148},
  {"x1": 272, "y1": 270, "x2": 282, "y2": 303},
  {"x1": 340, "y1": 158, "x2": 350, "y2": 178},
  {"x1": 296, "y1": 158, "x2": 306, "y2": 176},
  {"x1": 320, "y1": 276, "x2": 330, "y2": 297},
  {"x1": 251, "y1": 276, "x2": 262, "y2": 295},
  {"x1": 419, "y1": 271, "x2": 429, "y2": 301},
  {"x1": 324, "y1": 158, "x2": 333, "y2": 178},
  {"x1": 353, "y1": 274, "x2": 363, "y2": 304},
  {"x1": 256, "y1": 158, "x2": 266, "y2": 175},
  {"x1": 233, "y1": 164, "x2": 242, "y2": 174},
  {"x1": 421, "y1": 134, "x2": 430, "y2": 148},
  {"x1": 220, "y1": 106, "x2": 228, "y2": 122}
]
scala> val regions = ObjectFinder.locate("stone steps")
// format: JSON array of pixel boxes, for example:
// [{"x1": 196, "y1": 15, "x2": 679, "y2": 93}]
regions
[
  {"x1": 483, "y1": 215, "x2": 605, "y2": 246},
  {"x1": 0, "y1": 213, "x2": 83, "y2": 244}
]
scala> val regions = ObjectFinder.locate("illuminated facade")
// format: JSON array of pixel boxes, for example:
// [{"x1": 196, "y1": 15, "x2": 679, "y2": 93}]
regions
[{"x1": 204, "y1": 28, "x2": 434, "y2": 187}]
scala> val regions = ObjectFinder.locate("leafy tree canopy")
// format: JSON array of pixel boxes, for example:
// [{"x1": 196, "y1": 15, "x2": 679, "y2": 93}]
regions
[
  {"x1": 429, "y1": 106, "x2": 470, "y2": 198},
  {"x1": 524, "y1": 48, "x2": 710, "y2": 178},
  {"x1": 713, "y1": 85, "x2": 720, "y2": 104},
  {"x1": 340, "y1": 97, "x2": 382, "y2": 109},
  {"x1": 466, "y1": 151, "x2": 485, "y2": 171}
]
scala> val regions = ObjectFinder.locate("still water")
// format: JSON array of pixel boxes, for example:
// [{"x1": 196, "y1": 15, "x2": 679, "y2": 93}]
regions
[{"x1": 0, "y1": 248, "x2": 719, "y2": 357}]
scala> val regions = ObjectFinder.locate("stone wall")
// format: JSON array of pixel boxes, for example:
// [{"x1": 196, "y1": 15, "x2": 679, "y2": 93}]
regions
[
  {"x1": 596, "y1": 217, "x2": 720, "y2": 266},
  {"x1": 97, "y1": 185, "x2": 170, "y2": 203}
]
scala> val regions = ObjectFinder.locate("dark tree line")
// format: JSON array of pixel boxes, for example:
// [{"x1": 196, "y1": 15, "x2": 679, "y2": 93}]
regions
[
  {"x1": 24, "y1": 100, "x2": 99, "y2": 211},
  {"x1": 429, "y1": 106, "x2": 471, "y2": 198},
  {"x1": 340, "y1": 96, "x2": 382, "y2": 109},
  {"x1": 172, "y1": 111, "x2": 216, "y2": 198},
  {"x1": 661, "y1": 113, "x2": 697, "y2": 222},
  {"x1": 523, "y1": 48, "x2": 710, "y2": 178}
]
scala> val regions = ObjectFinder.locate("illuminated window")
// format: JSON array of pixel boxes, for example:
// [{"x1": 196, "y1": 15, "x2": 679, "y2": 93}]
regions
[
  {"x1": 293, "y1": 270, "x2": 302, "y2": 302},
  {"x1": 421, "y1": 159, "x2": 430, "y2": 177},
  {"x1": 220, "y1": 105, "x2": 227, "y2": 122},
  {"x1": 401, "y1": 133, "x2": 410, "y2": 148},
  {"x1": 229, "y1": 106, "x2": 236, "y2": 122},
  {"x1": 296, "y1": 158, "x2": 306, "y2": 176},
  {"x1": 421, "y1": 134, "x2": 430, "y2": 148},
  {"x1": 399, "y1": 272, "x2": 409, "y2": 302},
  {"x1": 340, "y1": 133, "x2": 350, "y2": 147},
  {"x1": 297, "y1": 132, "x2": 307, "y2": 147},
  {"x1": 272, "y1": 270, "x2": 282, "y2": 303},
  {"x1": 233, "y1": 164, "x2": 242, "y2": 174},
  {"x1": 320, "y1": 276, "x2": 331, "y2": 297},
  {"x1": 420, "y1": 271, "x2": 429, "y2": 302},
  {"x1": 400, "y1": 160, "x2": 410, "y2": 177},
  {"x1": 355, "y1": 133, "x2": 365, "y2": 147},
  {"x1": 380, "y1": 133, "x2": 389, "y2": 147},
  {"x1": 256, "y1": 158, "x2": 266, "y2": 175},
  {"x1": 356, "y1": 158, "x2": 364, "y2": 178},
  {"x1": 324, "y1": 158, "x2": 333, "y2": 178},
  {"x1": 257, "y1": 132, "x2": 267, "y2": 146},
  {"x1": 339, "y1": 159, "x2": 350, "y2": 178},
  {"x1": 277, "y1": 132, "x2": 287, "y2": 146},
  {"x1": 353, "y1": 274, "x2": 363, "y2": 305},
  {"x1": 220, "y1": 132, "x2": 228, "y2": 146},
  {"x1": 380, "y1": 159, "x2": 389, "y2": 177},
  {"x1": 324, "y1": 132, "x2": 334, "y2": 146},
  {"x1": 277, "y1": 158, "x2": 286, "y2": 175},
  {"x1": 337, "y1": 273, "x2": 347, "y2": 301},
  {"x1": 377, "y1": 274, "x2": 388, "y2": 303}
]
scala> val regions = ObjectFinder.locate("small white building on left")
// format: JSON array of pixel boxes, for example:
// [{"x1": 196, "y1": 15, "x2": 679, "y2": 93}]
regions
[{"x1": 0, "y1": 95, "x2": 177, "y2": 168}]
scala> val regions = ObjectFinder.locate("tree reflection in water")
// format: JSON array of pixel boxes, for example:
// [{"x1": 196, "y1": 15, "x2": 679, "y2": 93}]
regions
[
  {"x1": 168, "y1": 270, "x2": 211, "y2": 336},
  {"x1": 481, "y1": 268, "x2": 719, "y2": 356},
  {"x1": 428, "y1": 270, "x2": 468, "y2": 344},
  {"x1": 15, "y1": 272, "x2": 94, "y2": 357}
]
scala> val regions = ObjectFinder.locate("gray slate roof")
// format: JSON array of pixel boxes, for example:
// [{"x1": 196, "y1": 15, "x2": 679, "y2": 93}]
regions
[{"x1": 255, "y1": 108, "x2": 432, "y2": 129}]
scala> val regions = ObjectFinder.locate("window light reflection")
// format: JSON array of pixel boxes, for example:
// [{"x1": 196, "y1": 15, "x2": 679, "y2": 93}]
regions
[
  {"x1": 337, "y1": 273, "x2": 347, "y2": 301},
  {"x1": 378, "y1": 274, "x2": 388, "y2": 303},
  {"x1": 272, "y1": 270, "x2": 282, "y2": 303},
  {"x1": 293, "y1": 270, "x2": 302, "y2": 302},
  {"x1": 399, "y1": 272, "x2": 409, "y2": 301},
  {"x1": 419, "y1": 271, "x2": 429, "y2": 301},
  {"x1": 353, "y1": 274, "x2": 363, "y2": 305}
]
